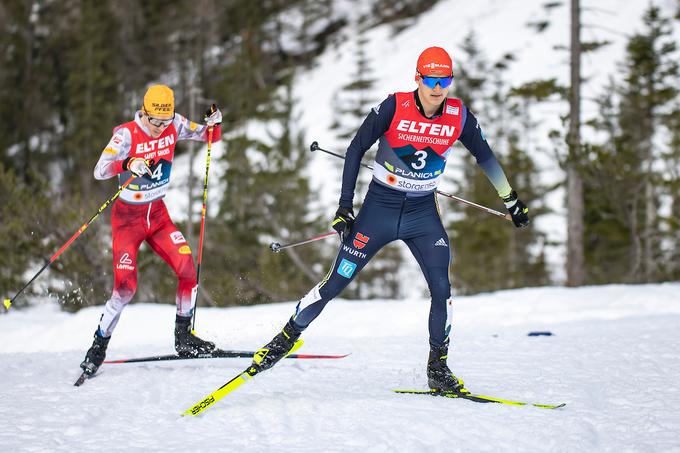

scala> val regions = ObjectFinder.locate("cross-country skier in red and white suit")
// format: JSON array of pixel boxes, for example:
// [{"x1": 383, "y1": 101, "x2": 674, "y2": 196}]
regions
[{"x1": 80, "y1": 84, "x2": 223, "y2": 376}]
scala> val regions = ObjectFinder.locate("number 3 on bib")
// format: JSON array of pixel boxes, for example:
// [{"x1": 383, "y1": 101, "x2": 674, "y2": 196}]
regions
[{"x1": 412, "y1": 150, "x2": 427, "y2": 170}]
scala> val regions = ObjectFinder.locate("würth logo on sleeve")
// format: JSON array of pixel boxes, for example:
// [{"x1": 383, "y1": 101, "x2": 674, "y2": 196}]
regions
[{"x1": 353, "y1": 232, "x2": 370, "y2": 249}]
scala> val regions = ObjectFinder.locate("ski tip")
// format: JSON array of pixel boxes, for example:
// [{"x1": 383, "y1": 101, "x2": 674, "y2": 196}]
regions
[
  {"x1": 290, "y1": 353, "x2": 351, "y2": 359},
  {"x1": 3, "y1": 298, "x2": 11, "y2": 310},
  {"x1": 393, "y1": 389, "x2": 434, "y2": 393},
  {"x1": 542, "y1": 403, "x2": 566, "y2": 409},
  {"x1": 74, "y1": 372, "x2": 88, "y2": 387}
]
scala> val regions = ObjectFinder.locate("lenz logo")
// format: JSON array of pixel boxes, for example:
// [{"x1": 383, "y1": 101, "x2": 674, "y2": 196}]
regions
[
  {"x1": 337, "y1": 259, "x2": 357, "y2": 279},
  {"x1": 191, "y1": 395, "x2": 215, "y2": 414}
]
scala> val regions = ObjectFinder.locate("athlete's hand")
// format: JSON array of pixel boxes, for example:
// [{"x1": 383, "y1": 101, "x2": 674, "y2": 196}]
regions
[
  {"x1": 204, "y1": 104, "x2": 222, "y2": 126},
  {"x1": 503, "y1": 191, "x2": 530, "y2": 228},
  {"x1": 332, "y1": 206, "x2": 355, "y2": 241},
  {"x1": 123, "y1": 157, "x2": 152, "y2": 177}
]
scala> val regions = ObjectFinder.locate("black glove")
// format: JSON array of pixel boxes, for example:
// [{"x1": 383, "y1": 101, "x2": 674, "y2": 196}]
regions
[
  {"x1": 332, "y1": 206, "x2": 355, "y2": 240},
  {"x1": 502, "y1": 191, "x2": 530, "y2": 228}
]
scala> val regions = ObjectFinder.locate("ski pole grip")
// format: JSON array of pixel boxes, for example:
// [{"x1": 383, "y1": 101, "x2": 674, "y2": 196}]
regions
[
  {"x1": 269, "y1": 242, "x2": 282, "y2": 253},
  {"x1": 310, "y1": 141, "x2": 319, "y2": 152}
]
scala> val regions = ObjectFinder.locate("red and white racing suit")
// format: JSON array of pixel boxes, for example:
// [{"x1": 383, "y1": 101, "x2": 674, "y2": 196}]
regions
[{"x1": 93, "y1": 111, "x2": 221, "y2": 336}]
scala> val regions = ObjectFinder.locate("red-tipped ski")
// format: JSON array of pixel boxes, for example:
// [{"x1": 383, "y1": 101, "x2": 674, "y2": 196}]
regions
[{"x1": 104, "y1": 348, "x2": 349, "y2": 364}]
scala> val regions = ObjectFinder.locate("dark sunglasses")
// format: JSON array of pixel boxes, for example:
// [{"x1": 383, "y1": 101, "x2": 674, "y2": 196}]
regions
[
  {"x1": 144, "y1": 109, "x2": 174, "y2": 127},
  {"x1": 419, "y1": 72, "x2": 454, "y2": 89}
]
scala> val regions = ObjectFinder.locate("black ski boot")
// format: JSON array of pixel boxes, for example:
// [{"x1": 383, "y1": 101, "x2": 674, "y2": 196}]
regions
[
  {"x1": 174, "y1": 315, "x2": 216, "y2": 357},
  {"x1": 251, "y1": 320, "x2": 302, "y2": 373},
  {"x1": 427, "y1": 341, "x2": 466, "y2": 393},
  {"x1": 80, "y1": 330, "x2": 111, "y2": 376}
]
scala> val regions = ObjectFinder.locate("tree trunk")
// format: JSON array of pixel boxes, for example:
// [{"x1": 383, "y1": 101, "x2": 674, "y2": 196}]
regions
[
  {"x1": 628, "y1": 196, "x2": 641, "y2": 282},
  {"x1": 643, "y1": 146, "x2": 655, "y2": 282},
  {"x1": 566, "y1": 0, "x2": 585, "y2": 286}
]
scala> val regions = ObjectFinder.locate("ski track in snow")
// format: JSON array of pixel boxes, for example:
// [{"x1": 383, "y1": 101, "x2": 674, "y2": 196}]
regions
[{"x1": 1, "y1": 284, "x2": 680, "y2": 452}]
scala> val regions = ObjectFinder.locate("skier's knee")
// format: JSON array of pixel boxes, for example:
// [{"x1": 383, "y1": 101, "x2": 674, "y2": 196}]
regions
[
  {"x1": 429, "y1": 274, "x2": 451, "y2": 302},
  {"x1": 174, "y1": 258, "x2": 196, "y2": 283},
  {"x1": 114, "y1": 283, "x2": 137, "y2": 303}
]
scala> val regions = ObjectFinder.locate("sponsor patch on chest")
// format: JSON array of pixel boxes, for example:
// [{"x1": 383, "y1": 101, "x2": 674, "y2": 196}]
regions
[{"x1": 396, "y1": 120, "x2": 456, "y2": 137}]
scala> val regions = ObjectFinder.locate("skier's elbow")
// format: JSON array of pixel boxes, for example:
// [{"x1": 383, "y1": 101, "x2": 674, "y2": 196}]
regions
[{"x1": 93, "y1": 166, "x2": 110, "y2": 181}]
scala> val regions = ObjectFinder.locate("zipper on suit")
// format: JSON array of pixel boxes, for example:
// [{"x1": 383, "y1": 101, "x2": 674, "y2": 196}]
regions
[{"x1": 146, "y1": 201, "x2": 152, "y2": 229}]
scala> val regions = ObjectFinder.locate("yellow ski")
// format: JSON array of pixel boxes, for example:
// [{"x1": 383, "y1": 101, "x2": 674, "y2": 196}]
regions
[
  {"x1": 182, "y1": 339, "x2": 304, "y2": 416},
  {"x1": 394, "y1": 389, "x2": 565, "y2": 409}
]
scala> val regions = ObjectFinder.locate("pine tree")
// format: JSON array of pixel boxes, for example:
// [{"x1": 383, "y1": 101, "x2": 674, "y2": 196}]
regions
[
  {"x1": 581, "y1": 6, "x2": 678, "y2": 283},
  {"x1": 0, "y1": 1, "x2": 125, "y2": 307},
  {"x1": 0, "y1": 163, "x2": 55, "y2": 308},
  {"x1": 189, "y1": 3, "x2": 332, "y2": 305},
  {"x1": 205, "y1": 75, "x2": 325, "y2": 305},
  {"x1": 663, "y1": 106, "x2": 680, "y2": 280}
]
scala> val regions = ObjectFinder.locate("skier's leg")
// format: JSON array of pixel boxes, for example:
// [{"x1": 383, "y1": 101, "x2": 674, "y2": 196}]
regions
[
  {"x1": 292, "y1": 201, "x2": 397, "y2": 329},
  {"x1": 98, "y1": 205, "x2": 145, "y2": 337},
  {"x1": 146, "y1": 203, "x2": 215, "y2": 356},
  {"x1": 145, "y1": 216, "x2": 197, "y2": 317},
  {"x1": 401, "y1": 194, "x2": 453, "y2": 347},
  {"x1": 404, "y1": 235, "x2": 452, "y2": 348},
  {"x1": 252, "y1": 187, "x2": 400, "y2": 373},
  {"x1": 251, "y1": 226, "x2": 393, "y2": 374},
  {"x1": 402, "y1": 195, "x2": 463, "y2": 392},
  {"x1": 82, "y1": 201, "x2": 144, "y2": 374}
]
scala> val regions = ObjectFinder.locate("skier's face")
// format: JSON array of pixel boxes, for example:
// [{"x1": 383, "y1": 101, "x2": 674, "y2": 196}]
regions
[
  {"x1": 142, "y1": 113, "x2": 172, "y2": 138},
  {"x1": 417, "y1": 71, "x2": 451, "y2": 111}
]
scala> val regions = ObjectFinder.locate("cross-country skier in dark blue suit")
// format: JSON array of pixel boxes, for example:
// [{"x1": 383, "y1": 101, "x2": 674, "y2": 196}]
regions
[{"x1": 250, "y1": 46, "x2": 530, "y2": 392}]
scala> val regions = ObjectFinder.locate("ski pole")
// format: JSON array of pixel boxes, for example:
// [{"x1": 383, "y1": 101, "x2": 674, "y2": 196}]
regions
[
  {"x1": 192, "y1": 120, "x2": 214, "y2": 332},
  {"x1": 3, "y1": 175, "x2": 136, "y2": 311},
  {"x1": 269, "y1": 231, "x2": 337, "y2": 253},
  {"x1": 309, "y1": 141, "x2": 512, "y2": 222}
]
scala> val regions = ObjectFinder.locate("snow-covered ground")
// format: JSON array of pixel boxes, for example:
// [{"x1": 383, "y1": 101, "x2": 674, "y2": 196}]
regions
[{"x1": 2, "y1": 283, "x2": 679, "y2": 452}]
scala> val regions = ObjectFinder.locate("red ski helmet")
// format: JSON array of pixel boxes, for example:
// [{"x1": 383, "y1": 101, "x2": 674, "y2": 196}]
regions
[{"x1": 415, "y1": 46, "x2": 453, "y2": 81}]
